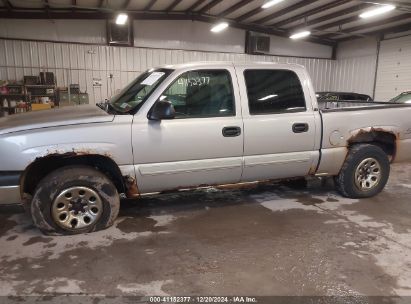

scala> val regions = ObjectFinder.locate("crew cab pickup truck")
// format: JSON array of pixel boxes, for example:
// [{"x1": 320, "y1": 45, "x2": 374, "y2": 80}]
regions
[{"x1": 1, "y1": 62, "x2": 411, "y2": 235}]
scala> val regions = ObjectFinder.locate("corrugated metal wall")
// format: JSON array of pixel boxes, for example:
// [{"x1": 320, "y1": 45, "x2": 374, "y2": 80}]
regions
[
  {"x1": 375, "y1": 35, "x2": 411, "y2": 101},
  {"x1": 0, "y1": 38, "x2": 335, "y2": 104},
  {"x1": 330, "y1": 38, "x2": 378, "y2": 97},
  {"x1": 330, "y1": 55, "x2": 377, "y2": 96}
]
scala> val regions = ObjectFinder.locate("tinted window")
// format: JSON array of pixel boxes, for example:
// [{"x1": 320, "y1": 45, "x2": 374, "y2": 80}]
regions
[
  {"x1": 161, "y1": 70, "x2": 235, "y2": 118},
  {"x1": 244, "y1": 70, "x2": 306, "y2": 115}
]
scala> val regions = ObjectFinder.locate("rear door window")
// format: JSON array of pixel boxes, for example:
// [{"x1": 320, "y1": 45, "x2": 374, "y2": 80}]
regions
[{"x1": 244, "y1": 70, "x2": 306, "y2": 115}]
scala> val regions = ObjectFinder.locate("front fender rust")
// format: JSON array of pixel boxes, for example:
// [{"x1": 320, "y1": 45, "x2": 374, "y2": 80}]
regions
[
  {"x1": 39, "y1": 149, "x2": 113, "y2": 161},
  {"x1": 125, "y1": 176, "x2": 140, "y2": 198}
]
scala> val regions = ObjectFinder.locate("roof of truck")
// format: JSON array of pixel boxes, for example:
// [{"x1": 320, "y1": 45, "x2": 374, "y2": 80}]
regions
[{"x1": 156, "y1": 61, "x2": 305, "y2": 70}]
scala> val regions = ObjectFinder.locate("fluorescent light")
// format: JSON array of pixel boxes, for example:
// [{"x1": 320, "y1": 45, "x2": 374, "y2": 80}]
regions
[
  {"x1": 258, "y1": 94, "x2": 278, "y2": 101},
  {"x1": 360, "y1": 4, "x2": 395, "y2": 19},
  {"x1": 262, "y1": 0, "x2": 285, "y2": 9},
  {"x1": 115, "y1": 13, "x2": 128, "y2": 25},
  {"x1": 290, "y1": 31, "x2": 311, "y2": 39},
  {"x1": 211, "y1": 22, "x2": 229, "y2": 33}
]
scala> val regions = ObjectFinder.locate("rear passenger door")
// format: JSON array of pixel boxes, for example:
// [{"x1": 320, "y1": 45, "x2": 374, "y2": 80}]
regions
[{"x1": 236, "y1": 67, "x2": 320, "y2": 182}]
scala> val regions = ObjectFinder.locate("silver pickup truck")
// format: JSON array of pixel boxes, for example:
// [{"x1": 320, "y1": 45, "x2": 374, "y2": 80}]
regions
[{"x1": 1, "y1": 62, "x2": 411, "y2": 235}]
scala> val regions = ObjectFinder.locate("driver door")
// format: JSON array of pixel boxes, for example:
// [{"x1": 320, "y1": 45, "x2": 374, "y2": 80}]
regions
[{"x1": 132, "y1": 67, "x2": 244, "y2": 193}]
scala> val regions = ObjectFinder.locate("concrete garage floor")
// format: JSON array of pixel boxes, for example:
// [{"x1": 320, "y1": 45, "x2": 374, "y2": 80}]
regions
[{"x1": 1, "y1": 164, "x2": 411, "y2": 300}]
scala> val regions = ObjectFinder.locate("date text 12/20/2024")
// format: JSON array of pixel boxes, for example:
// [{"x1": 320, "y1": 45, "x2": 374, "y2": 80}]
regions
[{"x1": 149, "y1": 296, "x2": 257, "y2": 303}]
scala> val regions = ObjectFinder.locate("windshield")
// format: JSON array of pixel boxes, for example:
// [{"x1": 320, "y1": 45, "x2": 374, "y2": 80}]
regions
[
  {"x1": 390, "y1": 92, "x2": 411, "y2": 104},
  {"x1": 109, "y1": 68, "x2": 173, "y2": 113}
]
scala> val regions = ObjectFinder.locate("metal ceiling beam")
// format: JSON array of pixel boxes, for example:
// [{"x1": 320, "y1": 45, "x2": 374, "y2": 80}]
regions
[
  {"x1": 255, "y1": 0, "x2": 318, "y2": 24},
  {"x1": 356, "y1": 0, "x2": 411, "y2": 8},
  {"x1": 271, "y1": 0, "x2": 350, "y2": 28},
  {"x1": 123, "y1": 0, "x2": 132, "y2": 10},
  {"x1": 288, "y1": 3, "x2": 371, "y2": 32},
  {"x1": 1, "y1": 0, "x2": 12, "y2": 11},
  {"x1": 186, "y1": 0, "x2": 204, "y2": 12},
  {"x1": 0, "y1": 10, "x2": 335, "y2": 46},
  {"x1": 235, "y1": 5, "x2": 263, "y2": 22},
  {"x1": 198, "y1": 0, "x2": 223, "y2": 14},
  {"x1": 337, "y1": 21, "x2": 411, "y2": 41},
  {"x1": 218, "y1": 0, "x2": 253, "y2": 18},
  {"x1": 144, "y1": 0, "x2": 157, "y2": 11},
  {"x1": 166, "y1": 0, "x2": 183, "y2": 11},
  {"x1": 44, "y1": 0, "x2": 50, "y2": 10},
  {"x1": 314, "y1": 15, "x2": 359, "y2": 33},
  {"x1": 320, "y1": 13, "x2": 410, "y2": 38},
  {"x1": 98, "y1": 0, "x2": 104, "y2": 8}
]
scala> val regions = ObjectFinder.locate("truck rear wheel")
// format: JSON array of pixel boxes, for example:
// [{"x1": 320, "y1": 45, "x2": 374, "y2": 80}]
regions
[
  {"x1": 30, "y1": 166, "x2": 120, "y2": 235},
  {"x1": 334, "y1": 144, "x2": 390, "y2": 198}
]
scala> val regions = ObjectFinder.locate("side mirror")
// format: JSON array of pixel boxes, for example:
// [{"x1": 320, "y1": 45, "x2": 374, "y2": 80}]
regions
[{"x1": 148, "y1": 100, "x2": 175, "y2": 120}]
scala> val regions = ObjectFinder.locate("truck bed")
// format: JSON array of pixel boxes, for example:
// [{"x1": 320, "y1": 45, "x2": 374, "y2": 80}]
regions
[{"x1": 318, "y1": 100, "x2": 406, "y2": 111}]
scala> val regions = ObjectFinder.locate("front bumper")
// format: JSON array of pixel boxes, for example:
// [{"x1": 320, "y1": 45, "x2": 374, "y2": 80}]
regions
[{"x1": 0, "y1": 172, "x2": 22, "y2": 205}]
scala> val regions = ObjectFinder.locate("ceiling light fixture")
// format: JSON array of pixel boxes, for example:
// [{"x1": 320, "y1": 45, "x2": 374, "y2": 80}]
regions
[
  {"x1": 290, "y1": 31, "x2": 311, "y2": 39},
  {"x1": 359, "y1": 4, "x2": 395, "y2": 19},
  {"x1": 115, "y1": 13, "x2": 128, "y2": 25},
  {"x1": 211, "y1": 22, "x2": 229, "y2": 33},
  {"x1": 262, "y1": 0, "x2": 285, "y2": 9}
]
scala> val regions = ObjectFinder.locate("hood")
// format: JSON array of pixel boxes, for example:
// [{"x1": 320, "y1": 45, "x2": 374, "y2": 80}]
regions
[{"x1": 0, "y1": 105, "x2": 114, "y2": 135}]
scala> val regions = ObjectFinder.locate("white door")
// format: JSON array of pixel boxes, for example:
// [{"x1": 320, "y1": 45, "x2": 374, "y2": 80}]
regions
[
  {"x1": 132, "y1": 67, "x2": 244, "y2": 193},
  {"x1": 236, "y1": 67, "x2": 320, "y2": 182}
]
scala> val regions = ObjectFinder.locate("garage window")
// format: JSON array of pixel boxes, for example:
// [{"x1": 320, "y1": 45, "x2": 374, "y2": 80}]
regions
[
  {"x1": 244, "y1": 69, "x2": 306, "y2": 115},
  {"x1": 160, "y1": 70, "x2": 235, "y2": 118}
]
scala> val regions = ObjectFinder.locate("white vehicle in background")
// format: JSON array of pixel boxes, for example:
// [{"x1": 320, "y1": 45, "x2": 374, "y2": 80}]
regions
[
  {"x1": 1, "y1": 62, "x2": 411, "y2": 235},
  {"x1": 389, "y1": 91, "x2": 411, "y2": 104}
]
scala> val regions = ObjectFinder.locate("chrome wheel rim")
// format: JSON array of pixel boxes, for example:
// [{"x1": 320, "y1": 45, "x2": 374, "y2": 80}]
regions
[
  {"x1": 52, "y1": 186, "x2": 103, "y2": 230},
  {"x1": 354, "y1": 158, "x2": 382, "y2": 191}
]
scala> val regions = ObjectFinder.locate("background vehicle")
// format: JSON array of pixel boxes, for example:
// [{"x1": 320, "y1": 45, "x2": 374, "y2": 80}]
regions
[
  {"x1": 389, "y1": 91, "x2": 411, "y2": 103},
  {"x1": 316, "y1": 91, "x2": 373, "y2": 102},
  {"x1": 1, "y1": 62, "x2": 411, "y2": 235}
]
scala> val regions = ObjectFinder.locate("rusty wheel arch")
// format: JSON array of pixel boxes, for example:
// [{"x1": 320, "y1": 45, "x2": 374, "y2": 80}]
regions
[
  {"x1": 21, "y1": 153, "x2": 127, "y2": 196},
  {"x1": 347, "y1": 129, "x2": 397, "y2": 161}
]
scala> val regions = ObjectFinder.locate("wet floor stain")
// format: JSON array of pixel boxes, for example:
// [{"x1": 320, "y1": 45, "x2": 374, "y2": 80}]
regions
[{"x1": 116, "y1": 217, "x2": 166, "y2": 233}]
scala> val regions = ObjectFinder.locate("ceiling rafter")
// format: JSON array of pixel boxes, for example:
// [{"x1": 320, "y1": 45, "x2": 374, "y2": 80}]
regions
[
  {"x1": 270, "y1": 0, "x2": 351, "y2": 28},
  {"x1": 322, "y1": 13, "x2": 411, "y2": 38},
  {"x1": 235, "y1": 5, "x2": 263, "y2": 22},
  {"x1": 288, "y1": 3, "x2": 371, "y2": 32},
  {"x1": 144, "y1": 0, "x2": 157, "y2": 11},
  {"x1": 337, "y1": 21, "x2": 411, "y2": 41},
  {"x1": 186, "y1": 0, "x2": 204, "y2": 12},
  {"x1": 254, "y1": 0, "x2": 318, "y2": 24},
  {"x1": 0, "y1": 10, "x2": 335, "y2": 46},
  {"x1": 198, "y1": 0, "x2": 224, "y2": 14},
  {"x1": 123, "y1": 0, "x2": 132, "y2": 10},
  {"x1": 166, "y1": 0, "x2": 184, "y2": 11},
  {"x1": 314, "y1": 15, "x2": 359, "y2": 33},
  {"x1": 218, "y1": 0, "x2": 253, "y2": 18},
  {"x1": 2, "y1": 0, "x2": 12, "y2": 11}
]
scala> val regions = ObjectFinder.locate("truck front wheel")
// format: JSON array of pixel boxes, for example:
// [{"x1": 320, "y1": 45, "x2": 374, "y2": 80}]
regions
[
  {"x1": 334, "y1": 144, "x2": 390, "y2": 198},
  {"x1": 30, "y1": 166, "x2": 120, "y2": 235}
]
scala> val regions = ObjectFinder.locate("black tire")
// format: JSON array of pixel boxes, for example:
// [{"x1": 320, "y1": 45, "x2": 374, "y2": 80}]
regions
[
  {"x1": 334, "y1": 144, "x2": 390, "y2": 198},
  {"x1": 30, "y1": 165, "x2": 120, "y2": 235}
]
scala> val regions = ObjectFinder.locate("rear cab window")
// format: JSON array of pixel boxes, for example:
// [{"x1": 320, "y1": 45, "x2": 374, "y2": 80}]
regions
[{"x1": 243, "y1": 69, "x2": 306, "y2": 115}]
